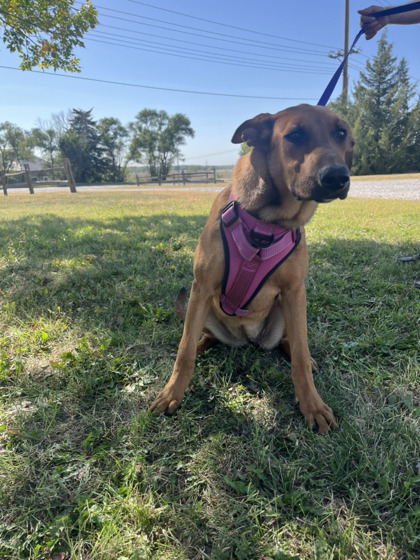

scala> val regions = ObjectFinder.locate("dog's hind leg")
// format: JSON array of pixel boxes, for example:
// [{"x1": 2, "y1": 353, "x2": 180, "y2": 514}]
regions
[{"x1": 197, "y1": 333, "x2": 220, "y2": 354}]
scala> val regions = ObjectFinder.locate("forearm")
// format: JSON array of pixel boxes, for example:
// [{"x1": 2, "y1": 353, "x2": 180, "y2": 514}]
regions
[
  {"x1": 388, "y1": 2, "x2": 420, "y2": 24},
  {"x1": 388, "y1": 11, "x2": 420, "y2": 24}
]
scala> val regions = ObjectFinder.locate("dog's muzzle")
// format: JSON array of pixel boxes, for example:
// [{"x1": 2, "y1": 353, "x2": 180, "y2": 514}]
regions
[{"x1": 317, "y1": 165, "x2": 350, "y2": 200}]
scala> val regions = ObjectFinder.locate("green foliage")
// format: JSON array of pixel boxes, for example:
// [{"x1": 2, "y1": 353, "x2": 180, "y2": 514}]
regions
[
  {"x1": 30, "y1": 127, "x2": 59, "y2": 167},
  {"x1": 239, "y1": 142, "x2": 252, "y2": 157},
  {"x1": 0, "y1": 0, "x2": 97, "y2": 71},
  {"x1": 129, "y1": 109, "x2": 195, "y2": 178},
  {"x1": 2, "y1": 107, "x2": 196, "y2": 184},
  {"x1": 59, "y1": 108, "x2": 107, "y2": 183},
  {"x1": 97, "y1": 117, "x2": 129, "y2": 183},
  {"x1": 0, "y1": 121, "x2": 33, "y2": 174},
  {"x1": 329, "y1": 32, "x2": 420, "y2": 175}
]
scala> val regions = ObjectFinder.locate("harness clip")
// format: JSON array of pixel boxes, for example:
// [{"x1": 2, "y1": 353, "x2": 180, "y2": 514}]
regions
[
  {"x1": 250, "y1": 230, "x2": 274, "y2": 248},
  {"x1": 221, "y1": 201, "x2": 239, "y2": 227}
]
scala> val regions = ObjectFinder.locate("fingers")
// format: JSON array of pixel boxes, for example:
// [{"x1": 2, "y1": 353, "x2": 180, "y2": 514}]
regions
[
  {"x1": 358, "y1": 6, "x2": 388, "y2": 39},
  {"x1": 358, "y1": 6, "x2": 383, "y2": 17}
]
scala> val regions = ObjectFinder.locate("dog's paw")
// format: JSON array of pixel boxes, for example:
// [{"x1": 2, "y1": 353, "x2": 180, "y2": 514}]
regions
[
  {"x1": 299, "y1": 395, "x2": 337, "y2": 434},
  {"x1": 149, "y1": 384, "x2": 185, "y2": 415}
]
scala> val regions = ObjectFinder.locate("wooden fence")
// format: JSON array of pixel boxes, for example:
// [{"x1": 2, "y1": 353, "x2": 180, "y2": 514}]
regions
[
  {"x1": 136, "y1": 168, "x2": 217, "y2": 186},
  {"x1": 1, "y1": 158, "x2": 76, "y2": 195}
]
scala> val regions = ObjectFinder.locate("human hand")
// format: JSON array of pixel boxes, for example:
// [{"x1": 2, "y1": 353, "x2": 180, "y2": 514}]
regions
[{"x1": 358, "y1": 5, "x2": 390, "y2": 39}]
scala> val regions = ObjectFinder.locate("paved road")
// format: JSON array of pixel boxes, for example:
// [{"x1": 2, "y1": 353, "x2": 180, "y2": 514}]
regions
[{"x1": 2, "y1": 178, "x2": 419, "y2": 200}]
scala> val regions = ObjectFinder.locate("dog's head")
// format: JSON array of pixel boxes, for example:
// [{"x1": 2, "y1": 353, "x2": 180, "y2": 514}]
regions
[{"x1": 231, "y1": 104, "x2": 354, "y2": 203}]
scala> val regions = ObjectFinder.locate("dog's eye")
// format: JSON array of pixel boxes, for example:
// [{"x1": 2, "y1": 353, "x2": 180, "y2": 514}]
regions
[
  {"x1": 336, "y1": 128, "x2": 347, "y2": 142},
  {"x1": 285, "y1": 128, "x2": 306, "y2": 145}
]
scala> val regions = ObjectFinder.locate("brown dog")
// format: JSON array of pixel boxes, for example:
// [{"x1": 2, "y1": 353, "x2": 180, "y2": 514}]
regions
[{"x1": 150, "y1": 104, "x2": 354, "y2": 433}]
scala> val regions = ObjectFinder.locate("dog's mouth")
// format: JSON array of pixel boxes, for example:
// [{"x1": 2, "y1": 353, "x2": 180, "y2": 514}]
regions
[
  {"x1": 292, "y1": 184, "x2": 349, "y2": 203},
  {"x1": 291, "y1": 168, "x2": 350, "y2": 203}
]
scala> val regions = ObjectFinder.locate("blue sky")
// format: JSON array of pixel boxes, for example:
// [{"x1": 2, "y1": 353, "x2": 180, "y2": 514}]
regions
[{"x1": 1, "y1": 0, "x2": 419, "y2": 166}]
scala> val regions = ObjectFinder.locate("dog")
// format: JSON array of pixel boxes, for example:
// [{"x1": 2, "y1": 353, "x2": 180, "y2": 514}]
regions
[{"x1": 150, "y1": 104, "x2": 354, "y2": 433}]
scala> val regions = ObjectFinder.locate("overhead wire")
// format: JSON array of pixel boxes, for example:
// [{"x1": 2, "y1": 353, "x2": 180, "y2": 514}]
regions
[
  {"x1": 99, "y1": 17, "x2": 331, "y2": 57},
  {"x1": 183, "y1": 149, "x2": 239, "y2": 161},
  {"x1": 97, "y1": 23, "x2": 341, "y2": 65},
  {"x1": 86, "y1": 37, "x2": 329, "y2": 73},
  {"x1": 87, "y1": 31, "x2": 337, "y2": 74},
  {"x1": 94, "y1": 4, "x2": 336, "y2": 56},
  {"x1": 0, "y1": 1, "x2": 369, "y2": 101},
  {"x1": 91, "y1": 2, "x2": 369, "y2": 73},
  {"x1": 126, "y1": 0, "x2": 340, "y2": 50},
  {"x1": 0, "y1": 64, "x2": 319, "y2": 100}
]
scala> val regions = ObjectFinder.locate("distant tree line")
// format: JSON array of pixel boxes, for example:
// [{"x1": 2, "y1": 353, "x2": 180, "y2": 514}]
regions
[
  {"x1": 329, "y1": 32, "x2": 420, "y2": 175},
  {"x1": 0, "y1": 108, "x2": 194, "y2": 183}
]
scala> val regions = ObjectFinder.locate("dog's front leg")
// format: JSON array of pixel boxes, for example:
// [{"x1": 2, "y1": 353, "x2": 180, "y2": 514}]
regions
[
  {"x1": 150, "y1": 280, "x2": 212, "y2": 415},
  {"x1": 282, "y1": 285, "x2": 337, "y2": 433}
]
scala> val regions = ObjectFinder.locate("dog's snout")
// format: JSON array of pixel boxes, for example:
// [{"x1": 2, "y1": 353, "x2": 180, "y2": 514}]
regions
[{"x1": 318, "y1": 165, "x2": 350, "y2": 191}]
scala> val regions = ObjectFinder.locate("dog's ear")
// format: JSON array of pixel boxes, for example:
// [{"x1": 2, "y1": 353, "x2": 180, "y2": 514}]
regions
[{"x1": 231, "y1": 113, "x2": 276, "y2": 147}]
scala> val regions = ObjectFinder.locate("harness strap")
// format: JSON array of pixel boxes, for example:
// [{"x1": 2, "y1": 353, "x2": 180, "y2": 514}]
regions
[
  {"x1": 219, "y1": 200, "x2": 301, "y2": 317},
  {"x1": 317, "y1": 1, "x2": 420, "y2": 106}
]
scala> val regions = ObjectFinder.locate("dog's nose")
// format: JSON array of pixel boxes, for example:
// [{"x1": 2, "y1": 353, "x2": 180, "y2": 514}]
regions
[{"x1": 318, "y1": 165, "x2": 350, "y2": 191}]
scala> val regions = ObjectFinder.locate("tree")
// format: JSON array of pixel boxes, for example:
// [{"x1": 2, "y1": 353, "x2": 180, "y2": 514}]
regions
[
  {"x1": 0, "y1": 121, "x2": 33, "y2": 174},
  {"x1": 98, "y1": 117, "x2": 129, "y2": 183},
  {"x1": 0, "y1": 0, "x2": 97, "y2": 71},
  {"x1": 239, "y1": 143, "x2": 252, "y2": 157},
  {"x1": 59, "y1": 108, "x2": 106, "y2": 183},
  {"x1": 129, "y1": 109, "x2": 194, "y2": 178},
  {"x1": 31, "y1": 127, "x2": 59, "y2": 167},
  {"x1": 329, "y1": 32, "x2": 418, "y2": 175},
  {"x1": 405, "y1": 97, "x2": 420, "y2": 171},
  {"x1": 30, "y1": 111, "x2": 72, "y2": 168}
]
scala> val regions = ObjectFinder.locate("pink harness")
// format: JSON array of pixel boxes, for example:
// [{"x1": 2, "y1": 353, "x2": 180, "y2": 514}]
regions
[{"x1": 219, "y1": 198, "x2": 301, "y2": 317}]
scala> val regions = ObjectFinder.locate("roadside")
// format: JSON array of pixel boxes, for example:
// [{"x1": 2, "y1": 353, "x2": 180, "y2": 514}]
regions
[{"x1": 1, "y1": 177, "x2": 419, "y2": 200}]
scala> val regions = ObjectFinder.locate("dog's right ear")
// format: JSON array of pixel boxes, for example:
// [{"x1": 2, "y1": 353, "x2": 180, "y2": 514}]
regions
[{"x1": 231, "y1": 113, "x2": 276, "y2": 147}]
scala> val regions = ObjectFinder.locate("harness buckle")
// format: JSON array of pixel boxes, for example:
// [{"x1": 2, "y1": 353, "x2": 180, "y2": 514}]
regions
[
  {"x1": 250, "y1": 230, "x2": 274, "y2": 248},
  {"x1": 221, "y1": 201, "x2": 239, "y2": 227}
]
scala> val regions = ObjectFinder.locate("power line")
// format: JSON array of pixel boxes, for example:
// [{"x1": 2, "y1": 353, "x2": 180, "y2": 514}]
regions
[
  {"x1": 0, "y1": 64, "x2": 319, "y2": 100},
  {"x1": 97, "y1": 23, "x2": 339, "y2": 65},
  {"x1": 87, "y1": 33, "x2": 335, "y2": 74},
  {"x1": 184, "y1": 149, "x2": 239, "y2": 161},
  {"x1": 126, "y1": 0, "x2": 340, "y2": 50},
  {"x1": 95, "y1": 4, "x2": 334, "y2": 56},
  {"x1": 96, "y1": 14, "x2": 334, "y2": 56}
]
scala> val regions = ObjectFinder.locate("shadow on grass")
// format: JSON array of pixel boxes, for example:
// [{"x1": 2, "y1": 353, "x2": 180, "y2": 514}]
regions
[{"x1": 0, "y1": 214, "x2": 418, "y2": 558}]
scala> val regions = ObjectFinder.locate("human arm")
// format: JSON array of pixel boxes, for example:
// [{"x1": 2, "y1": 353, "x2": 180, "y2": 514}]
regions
[{"x1": 359, "y1": 1, "x2": 420, "y2": 39}]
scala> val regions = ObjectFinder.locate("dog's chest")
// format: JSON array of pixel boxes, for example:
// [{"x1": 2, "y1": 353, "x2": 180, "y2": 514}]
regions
[{"x1": 209, "y1": 290, "x2": 285, "y2": 349}]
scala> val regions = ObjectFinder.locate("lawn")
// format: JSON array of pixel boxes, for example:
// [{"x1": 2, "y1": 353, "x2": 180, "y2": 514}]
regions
[{"x1": 0, "y1": 190, "x2": 419, "y2": 560}]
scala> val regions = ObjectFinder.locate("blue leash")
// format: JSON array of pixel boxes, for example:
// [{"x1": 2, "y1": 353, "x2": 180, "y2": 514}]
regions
[{"x1": 317, "y1": 1, "x2": 420, "y2": 106}]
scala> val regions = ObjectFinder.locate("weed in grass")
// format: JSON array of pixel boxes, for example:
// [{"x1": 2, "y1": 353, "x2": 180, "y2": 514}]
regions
[{"x1": 0, "y1": 192, "x2": 419, "y2": 559}]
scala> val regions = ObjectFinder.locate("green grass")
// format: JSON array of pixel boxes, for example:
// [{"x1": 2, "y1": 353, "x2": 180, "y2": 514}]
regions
[{"x1": 0, "y1": 191, "x2": 419, "y2": 560}]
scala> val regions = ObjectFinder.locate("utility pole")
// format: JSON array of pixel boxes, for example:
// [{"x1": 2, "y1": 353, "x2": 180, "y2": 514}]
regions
[{"x1": 343, "y1": 0, "x2": 350, "y2": 103}]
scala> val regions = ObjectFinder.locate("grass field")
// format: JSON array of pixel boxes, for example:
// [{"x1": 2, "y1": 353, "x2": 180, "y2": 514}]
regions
[{"x1": 0, "y1": 190, "x2": 419, "y2": 560}]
